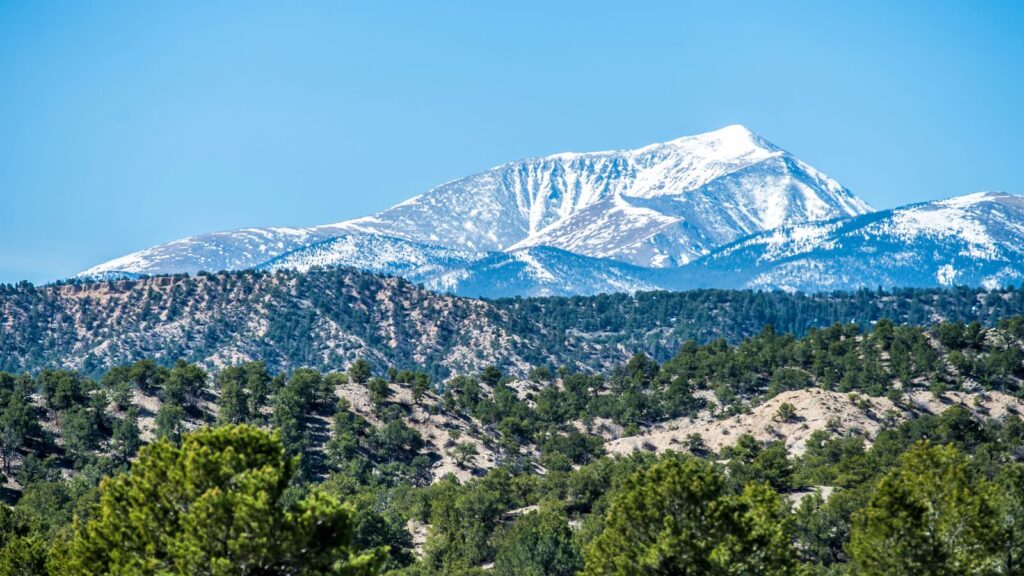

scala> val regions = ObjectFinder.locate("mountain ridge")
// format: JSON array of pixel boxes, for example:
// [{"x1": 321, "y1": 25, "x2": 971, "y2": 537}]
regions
[
  {"x1": 7, "y1": 266, "x2": 1024, "y2": 378},
  {"x1": 77, "y1": 125, "x2": 871, "y2": 285},
  {"x1": 680, "y1": 191, "x2": 1024, "y2": 292},
  {"x1": 74, "y1": 127, "x2": 1024, "y2": 296}
]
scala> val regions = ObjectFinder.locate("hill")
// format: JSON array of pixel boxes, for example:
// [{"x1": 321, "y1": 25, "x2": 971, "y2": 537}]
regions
[{"x1": 3, "y1": 268, "x2": 1024, "y2": 378}]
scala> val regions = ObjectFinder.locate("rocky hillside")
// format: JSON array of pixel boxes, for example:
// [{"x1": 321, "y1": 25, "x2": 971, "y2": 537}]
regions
[
  {"x1": 606, "y1": 387, "x2": 1024, "y2": 457},
  {"x1": 4, "y1": 268, "x2": 1024, "y2": 377},
  {"x1": 0, "y1": 269, "x2": 542, "y2": 378}
]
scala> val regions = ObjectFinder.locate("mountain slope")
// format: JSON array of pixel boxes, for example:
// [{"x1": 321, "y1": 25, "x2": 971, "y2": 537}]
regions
[
  {"x1": 261, "y1": 236, "x2": 662, "y2": 298},
  {"x1": 78, "y1": 226, "x2": 346, "y2": 279},
  {"x1": 77, "y1": 125, "x2": 870, "y2": 280},
  {"x1": 506, "y1": 142, "x2": 869, "y2": 266},
  {"x1": 256, "y1": 233, "x2": 487, "y2": 280},
  {"x1": 421, "y1": 246, "x2": 662, "y2": 298},
  {"x1": 4, "y1": 269, "x2": 542, "y2": 378},
  {"x1": 6, "y1": 268, "x2": 1024, "y2": 378},
  {"x1": 682, "y1": 192, "x2": 1024, "y2": 292}
]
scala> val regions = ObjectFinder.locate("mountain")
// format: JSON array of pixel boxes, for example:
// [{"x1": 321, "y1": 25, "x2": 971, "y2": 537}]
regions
[
  {"x1": 10, "y1": 268, "x2": 542, "y2": 378},
  {"x1": 682, "y1": 192, "x2": 1024, "y2": 292},
  {"x1": 78, "y1": 125, "x2": 871, "y2": 281},
  {"x1": 341, "y1": 124, "x2": 871, "y2": 267},
  {"x1": 78, "y1": 226, "x2": 345, "y2": 279},
  {"x1": 260, "y1": 235, "x2": 662, "y2": 298}
]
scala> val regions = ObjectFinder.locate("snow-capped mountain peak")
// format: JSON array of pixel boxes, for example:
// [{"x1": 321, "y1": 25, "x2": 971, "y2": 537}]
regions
[
  {"x1": 325, "y1": 125, "x2": 870, "y2": 267},
  {"x1": 76, "y1": 126, "x2": 876, "y2": 293},
  {"x1": 642, "y1": 124, "x2": 773, "y2": 161}
]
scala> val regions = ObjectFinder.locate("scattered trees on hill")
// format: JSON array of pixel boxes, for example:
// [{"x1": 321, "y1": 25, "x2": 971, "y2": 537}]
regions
[{"x1": 0, "y1": 313, "x2": 1020, "y2": 572}]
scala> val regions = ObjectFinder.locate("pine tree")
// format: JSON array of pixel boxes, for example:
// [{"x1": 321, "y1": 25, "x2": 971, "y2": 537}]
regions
[
  {"x1": 0, "y1": 395, "x2": 30, "y2": 475},
  {"x1": 349, "y1": 359, "x2": 372, "y2": 385},
  {"x1": 111, "y1": 407, "x2": 141, "y2": 464},
  {"x1": 52, "y1": 425, "x2": 387, "y2": 575},
  {"x1": 216, "y1": 367, "x2": 251, "y2": 425},
  {"x1": 165, "y1": 360, "x2": 207, "y2": 409},
  {"x1": 154, "y1": 402, "x2": 186, "y2": 444},
  {"x1": 583, "y1": 456, "x2": 799, "y2": 576},
  {"x1": 494, "y1": 507, "x2": 581, "y2": 576},
  {"x1": 848, "y1": 442, "x2": 1003, "y2": 575}
]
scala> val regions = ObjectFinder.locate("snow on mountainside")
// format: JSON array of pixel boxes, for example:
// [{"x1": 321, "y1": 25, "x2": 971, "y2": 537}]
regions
[
  {"x1": 77, "y1": 125, "x2": 870, "y2": 281},
  {"x1": 78, "y1": 226, "x2": 346, "y2": 279},
  {"x1": 681, "y1": 192, "x2": 1024, "y2": 292},
  {"x1": 261, "y1": 236, "x2": 660, "y2": 298},
  {"x1": 421, "y1": 246, "x2": 662, "y2": 298},
  {"x1": 256, "y1": 233, "x2": 487, "y2": 280},
  {"x1": 339, "y1": 124, "x2": 870, "y2": 267}
]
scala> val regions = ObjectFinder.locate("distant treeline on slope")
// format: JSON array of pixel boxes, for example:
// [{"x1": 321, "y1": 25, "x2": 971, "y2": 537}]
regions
[
  {"x1": 1, "y1": 267, "x2": 1023, "y2": 376},
  {"x1": 490, "y1": 283, "x2": 1024, "y2": 360}
]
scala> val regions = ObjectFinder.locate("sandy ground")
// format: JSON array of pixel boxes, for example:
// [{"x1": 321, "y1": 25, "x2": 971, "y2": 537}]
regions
[
  {"x1": 337, "y1": 381, "x2": 500, "y2": 482},
  {"x1": 606, "y1": 387, "x2": 1024, "y2": 458}
]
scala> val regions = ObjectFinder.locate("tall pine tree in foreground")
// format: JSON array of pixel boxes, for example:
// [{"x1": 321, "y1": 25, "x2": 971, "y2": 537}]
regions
[{"x1": 53, "y1": 425, "x2": 386, "y2": 575}]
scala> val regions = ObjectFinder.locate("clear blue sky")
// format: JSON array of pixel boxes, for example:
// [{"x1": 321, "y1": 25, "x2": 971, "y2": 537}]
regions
[{"x1": 2, "y1": 1, "x2": 1023, "y2": 283}]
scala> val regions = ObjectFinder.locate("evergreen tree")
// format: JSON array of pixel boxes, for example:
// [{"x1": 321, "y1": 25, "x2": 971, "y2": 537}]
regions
[
  {"x1": 216, "y1": 367, "x2": 251, "y2": 425},
  {"x1": 997, "y1": 463, "x2": 1024, "y2": 575},
  {"x1": 494, "y1": 507, "x2": 581, "y2": 576},
  {"x1": 480, "y1": 365, "x2": 503, "y2": 388},
  {"x1": 848, "y1": 442, "x2": 1002, "y2": 575},
  {"x1": 58, "y1": 407, "x2": 97, "y2": 466},
  {"x1": 128, "y1": 359, "x2": 166, "y2": 394},
  {"x1": 53, "y1": 425, "x2": 387, "y2": 575},
  {"x1": 0, "y1": 395, "x2": 30, "y2": 475},
  {"x1": 165, "y1": 360, "x2": 206, "y2": 409},
  {"x1": 111, "y1": 408, "x2": 141, "y2": 465},
  {"x1": 101, "y1": 365, "x2": 134, "y2": 410},
  {"x1": 450, "y1": 442, "x2": 478, "y2": 469},
  {"x1": 349, "y1": 359, "x2": 372, "y2": 385},
  {"x1": 583, "y1": 456, "x2": 799, "y2": 576},
  {"x1": 411, "y1": 374, "x2": 429, "y2": 406},
  {"x1": 367, "y1": 378, "x2": 391, "y2": 411},
  {"x1": 154, "y1": 402, "x2": 186, "y2": 444}
]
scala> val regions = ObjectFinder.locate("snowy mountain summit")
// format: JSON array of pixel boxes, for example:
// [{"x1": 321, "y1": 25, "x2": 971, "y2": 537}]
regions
[
  {"x1": 76, "y1": 127, "x2": 1021, "y2": 296},
  {"x1": 337, "y1": 124, "x2": 870, "y2": 267}
]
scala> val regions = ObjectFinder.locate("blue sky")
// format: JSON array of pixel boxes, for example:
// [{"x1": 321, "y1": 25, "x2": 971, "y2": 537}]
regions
[{"x1": 2, "y1": 1, "x2": 1023, "y2": 283}]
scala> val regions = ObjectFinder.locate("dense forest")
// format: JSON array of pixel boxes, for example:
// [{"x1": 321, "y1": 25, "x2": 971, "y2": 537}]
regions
[
  {"x1": 0, "y1": 313, "x2": 1023, "y2": 573},
  {"x1": 2, "y1": 268, "x2": 1024, "y2": 379}
]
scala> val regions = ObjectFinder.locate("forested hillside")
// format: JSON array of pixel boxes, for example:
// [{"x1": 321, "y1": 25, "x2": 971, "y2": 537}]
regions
[
  {"x1": 2, "y1": 268, "x2": 1024, "y2": 378},
  {"x1": 1, "y1": 315, "x2": 1023, "y2": 573}
]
